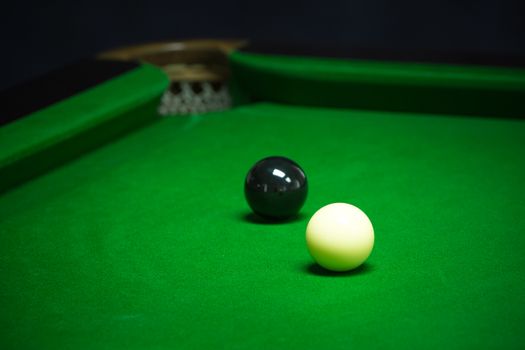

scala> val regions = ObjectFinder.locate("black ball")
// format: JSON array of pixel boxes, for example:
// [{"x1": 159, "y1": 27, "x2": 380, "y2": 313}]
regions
[{"x1": 244, "y1": 156, "x2": 308, "y2": 220}]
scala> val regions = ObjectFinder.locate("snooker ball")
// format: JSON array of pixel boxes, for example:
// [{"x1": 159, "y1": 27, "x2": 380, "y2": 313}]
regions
[
  {"x1": 244, "y1": 156, "x2": 308, "y2": 220},
  {"x1": 306, "y1": 203, "x2": 374, "y2": 271}
]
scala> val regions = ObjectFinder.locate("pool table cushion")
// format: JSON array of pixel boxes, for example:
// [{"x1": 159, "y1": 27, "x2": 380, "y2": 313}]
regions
[
  {"x1": 230, "y1": 51, "x2": 525, "y2": 118},
  {"x1": 0, "y1": 61, "x2": 169, "y2": 193}
]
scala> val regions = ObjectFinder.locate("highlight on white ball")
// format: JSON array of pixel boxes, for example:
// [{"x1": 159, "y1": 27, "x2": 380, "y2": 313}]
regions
[{"x1": 306, "y1": 203, "x2": 374, "y2": 272}]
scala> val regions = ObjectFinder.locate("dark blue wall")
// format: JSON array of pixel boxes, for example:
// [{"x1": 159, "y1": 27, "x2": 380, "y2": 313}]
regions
[{"x1": 2, "y1": 0, "x2": 524, "y2": 90}]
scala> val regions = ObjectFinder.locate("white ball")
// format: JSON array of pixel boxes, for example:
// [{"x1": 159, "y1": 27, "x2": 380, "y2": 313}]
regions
[{"x1": 306, "y1": 203, "x2": 374, "y2": 271}]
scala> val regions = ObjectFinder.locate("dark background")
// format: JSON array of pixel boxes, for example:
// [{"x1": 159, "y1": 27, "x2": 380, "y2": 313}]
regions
[{"x1": 2, "y1": 0, "x2": 524, "y2": 90}]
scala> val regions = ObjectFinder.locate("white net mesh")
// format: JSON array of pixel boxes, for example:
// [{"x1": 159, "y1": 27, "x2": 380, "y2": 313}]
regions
[{"x1": 158, "y1": 81, "x2": 231, "y2": 116}]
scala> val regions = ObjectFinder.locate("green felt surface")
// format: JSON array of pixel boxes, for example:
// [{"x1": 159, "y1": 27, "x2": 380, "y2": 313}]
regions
[{"x1": 1, "y1": 103, "x2": 525, "y2": 349}]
